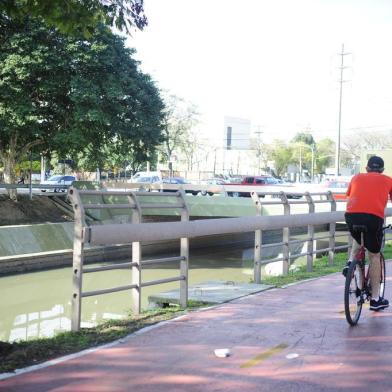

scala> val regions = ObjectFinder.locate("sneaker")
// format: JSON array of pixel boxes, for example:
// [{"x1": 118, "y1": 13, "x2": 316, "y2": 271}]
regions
[
  {"x1": 369, "y1": 297, "x2": 389, "y2": 311},
  {"x1": 342, "y1": 261, "x2": 351, "y2": 277}
]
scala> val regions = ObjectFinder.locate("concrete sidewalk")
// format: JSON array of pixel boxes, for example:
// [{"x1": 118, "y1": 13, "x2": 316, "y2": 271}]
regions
[{"x1": 2, "y1": 264, "x2": 392, "y2": 392}]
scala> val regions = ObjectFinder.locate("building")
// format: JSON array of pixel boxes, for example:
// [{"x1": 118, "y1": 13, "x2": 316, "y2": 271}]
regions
[
  {"x1": 360, "y1": 149, "x2": 392, "y2": 176},
  {"x1": 219, "y1": 116, "x2": 261, "y2": 175}
]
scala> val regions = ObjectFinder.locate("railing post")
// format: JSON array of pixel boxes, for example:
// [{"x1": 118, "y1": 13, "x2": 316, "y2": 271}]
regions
[
  {"x1": 327, "y1": 191, "x2": 336, "y2": 266},
  {"x1": 179, "y1": 190, "x2": 189, "y2": 308},
  {"x1": 68, "y1": 187, "x2": 86, "y2": 332},
  {"x1": 280, "y1": 192, "x2": 290, "y2": 275},
  {"x1": 251, "y1": 191, "x2": 263, "y2": 283},
  {"x1": 304, "y1": 192, "x2": 315, "y2": 272},
  {"x1": 131, "y1": 193, "x2": 142, "y2": 314}
]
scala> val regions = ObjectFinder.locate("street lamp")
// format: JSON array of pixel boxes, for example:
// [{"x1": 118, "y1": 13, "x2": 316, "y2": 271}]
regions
[{"x1": 297, "y1": 143, "x2": 315, "y2": 183}]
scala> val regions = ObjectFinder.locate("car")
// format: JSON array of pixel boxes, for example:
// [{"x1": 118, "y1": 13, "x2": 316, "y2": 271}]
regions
[
  {"x1": 41, "y1": 175, "x2": 76, "y2": 192},
  {"x1": 197, "y1": 178, "x2": 226, "y2": 196},
  {"x1": 161, "y1": 177, "x2": 199, "y2": 195},
  {"x1": 321, "y1": 177, "x2": 351, "y2": 200},
  {"x1": 162, "y1": 177, "x2": 189, "y2": 185},
  {"x1": 202, "y1": 178, "x2": 225, "y2": 185},
  {"x1": 127, "y1": 171, "x2": 162, "y2": 184}
]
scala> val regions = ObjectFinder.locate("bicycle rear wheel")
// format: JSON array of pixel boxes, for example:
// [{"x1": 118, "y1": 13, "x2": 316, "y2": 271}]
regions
[
  {"x1": 379, "y1": 253, "x2": 386, "y2": 299},
  {"x1": 344, "y1": 260, "x2": 364, "y2": 326}
]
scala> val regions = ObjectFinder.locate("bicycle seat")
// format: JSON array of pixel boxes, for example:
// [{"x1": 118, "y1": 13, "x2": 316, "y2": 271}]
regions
[{"x1": 352, "y1": 225, "x2": 367, "y2": 233}]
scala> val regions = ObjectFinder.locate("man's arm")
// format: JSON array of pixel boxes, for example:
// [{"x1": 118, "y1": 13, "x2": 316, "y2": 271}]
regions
[{"x1": 346, "y1": 181, "x2": 352, "y2": 197}]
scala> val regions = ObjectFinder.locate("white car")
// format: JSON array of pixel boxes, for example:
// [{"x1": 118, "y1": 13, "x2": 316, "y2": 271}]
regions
[{"x1": 41, "y1": 175, "x2": 76, "y2": 192}]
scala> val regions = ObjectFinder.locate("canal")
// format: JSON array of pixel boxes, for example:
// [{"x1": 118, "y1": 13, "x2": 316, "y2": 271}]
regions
[
  {"x1": 0, "y1": 237, "x2": 294, "y2": 343},
  {"x1": 0, "y1": 224, "x2": 344, "y2": 344}
]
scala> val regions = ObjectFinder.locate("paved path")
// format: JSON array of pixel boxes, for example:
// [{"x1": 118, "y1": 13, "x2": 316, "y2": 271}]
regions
[{"x1": 2, "y1": 264, "x2": 392, "y2": 392}]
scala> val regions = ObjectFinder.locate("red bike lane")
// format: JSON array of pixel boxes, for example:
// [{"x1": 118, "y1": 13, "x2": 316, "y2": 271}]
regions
[{"x1": 2, "y1": 263, "x2": 392, "y2": 392}]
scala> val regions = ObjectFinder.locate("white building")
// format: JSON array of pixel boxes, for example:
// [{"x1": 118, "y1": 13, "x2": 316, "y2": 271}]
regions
[{"x1": 217, "y1": 116, "x2": 263, "y2": 175}]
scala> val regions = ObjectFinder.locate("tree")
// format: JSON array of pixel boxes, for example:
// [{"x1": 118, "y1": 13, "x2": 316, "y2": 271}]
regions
[
  {"x1": 342, "y1": 129, "x2": 392, "y2": 163},
  {"x1": 269, "y1": 140, "x2": 294, "y2": 177},
  {"x1": 0, "y1": 16, "x2": 164, "y2": 198},
  {"x1": 314, "y1": 138, "x2": 335, "y2": 174},
  {"x1": 291, "y1": 132, "x2": 316, "y2": 179},
  {"x1": 1, "y1": 0, "x2": 147, "y2": 36},
  {"x1": 159, "y1": 94, "x2": 199, "y2": 173},
  {"x1": 291, "y1": 132, "x2": 315, "y2": 146}
]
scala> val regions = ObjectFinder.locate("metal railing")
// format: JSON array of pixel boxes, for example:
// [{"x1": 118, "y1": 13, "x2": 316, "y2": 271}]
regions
[
  {"x1": 0, "y1": 183, "x2": 68, "y2": 191},
  {"x1": 68, "y1": 187, "x2": 189, "y2": 332},
  {"x1": 101, "y1": 180, "x2": 348, "y2": 198},
  {"x1": 68, "y1": 186, "x2": 392, "y2": 332},
  {"x1": 250, "y1": 190, "x2": 346, "y2": 283}
]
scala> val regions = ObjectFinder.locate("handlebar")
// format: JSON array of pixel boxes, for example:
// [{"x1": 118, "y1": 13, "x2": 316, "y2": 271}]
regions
[{"x1": 383, "y1": 224, "x2": 392, "y2": 231}]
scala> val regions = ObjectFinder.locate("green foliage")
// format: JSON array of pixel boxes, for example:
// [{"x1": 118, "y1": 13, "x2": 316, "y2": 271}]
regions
[
  {"x1": 315, "y1": 138, "x2": 335, "y2": 174},
  {"x1": 262, "y1": 243, "x2": 392, "y2": 287},
  {"x1": 269, "y1": 140, "x2": 294, "y2": 176},
  {"x1": 291, "y1": 132, "x2": 315, "y2": 146},
  {"x1": 1, "y1": 0, "x2": 147, "y2": 37},
  {"x1": 0, "y1": 16, "x2": 164, "y2": 182},
  {"x1": 17, "y1": 160, "x2": 40, "y2": 172}
]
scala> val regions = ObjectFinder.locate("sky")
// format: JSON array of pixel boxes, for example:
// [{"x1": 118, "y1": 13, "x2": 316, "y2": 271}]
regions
[{"x1": 127, "y1": 0, "x2": 392, "y2": 146}]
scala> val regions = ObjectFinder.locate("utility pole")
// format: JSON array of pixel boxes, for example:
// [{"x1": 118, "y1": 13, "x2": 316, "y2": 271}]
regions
[
  {"x1": 299, "y1": 146, "x2": 302, "y2": 182},
  {"x1": 255, "y1": 126, "x2": 263, "y2": 174},
  {"x1": 335, "y1": 44, "x2": 350, "y2": 176},
  {"x1": 311, "y1": 143, "x2": 315, "y2": 182}
]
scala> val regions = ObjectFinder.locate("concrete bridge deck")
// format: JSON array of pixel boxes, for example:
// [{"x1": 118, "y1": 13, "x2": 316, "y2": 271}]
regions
[{"x1": 2, "y1": 263, "x2": 392, "y2": 392}]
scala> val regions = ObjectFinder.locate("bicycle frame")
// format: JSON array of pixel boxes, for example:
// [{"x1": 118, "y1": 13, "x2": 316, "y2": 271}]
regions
[{"x1": 353, "y1": 232, "x2": 371, "y2": 303}]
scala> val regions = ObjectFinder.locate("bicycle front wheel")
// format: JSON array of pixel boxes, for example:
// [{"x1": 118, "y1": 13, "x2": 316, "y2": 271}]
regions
[
  {"x1": 379, "y1": 253, "x2": 386, "y2": 299},
  {"x1": 344, "y1": 260, "x2": 364, "y2": 326}
]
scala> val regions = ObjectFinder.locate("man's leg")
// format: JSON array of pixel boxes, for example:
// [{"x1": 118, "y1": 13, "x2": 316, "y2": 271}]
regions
[
  {"x1": 368, "y1": 251, "x2": 381, "y2": 298},
  {"x1": 369, "y1": 251, "x2": 389, "y2": 310},
  {"x1": 342, "y1": 238, "x2": 360, "y2": 277},
  {"x1": 349, "y1": 238, "x2": 360, "y2": 261}
]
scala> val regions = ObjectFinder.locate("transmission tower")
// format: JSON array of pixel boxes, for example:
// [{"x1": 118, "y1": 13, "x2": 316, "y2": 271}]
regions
[{"x1": 335, "y1": 44, "x2": 350, "y2": 176}]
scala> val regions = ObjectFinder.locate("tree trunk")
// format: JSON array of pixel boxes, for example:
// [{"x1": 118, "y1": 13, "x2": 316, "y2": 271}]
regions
[{"x1": 3, "y1": 154, "x2": 18, "y2": 201}]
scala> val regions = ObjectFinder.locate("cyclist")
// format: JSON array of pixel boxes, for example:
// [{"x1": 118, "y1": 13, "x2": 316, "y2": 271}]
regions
[{"x1": 343, "y1": 155, "x2": 392, "y2": 311}]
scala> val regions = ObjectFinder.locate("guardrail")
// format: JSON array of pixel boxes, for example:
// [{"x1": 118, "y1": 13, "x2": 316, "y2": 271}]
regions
[
  {"x1": 68, "y1": 187, "x2": 189, "y2": 332},
  {"x1": 0, "y1": 183, "x2": 68, "y2": 190},
  {"x1": 68, "y1": 185, "x2": 392, "y2": 332},
  {"x1": 101, "y1": 180, "x2": 347, "y2": 199}
]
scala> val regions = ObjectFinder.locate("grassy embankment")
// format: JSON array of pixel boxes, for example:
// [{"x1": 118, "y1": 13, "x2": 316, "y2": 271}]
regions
[
  {"x1": 2, "y1": 244, "x2": 392, "y2": 374},
  {"x1": 262, "y1": 242, "x2": 392, "y2": 287}
]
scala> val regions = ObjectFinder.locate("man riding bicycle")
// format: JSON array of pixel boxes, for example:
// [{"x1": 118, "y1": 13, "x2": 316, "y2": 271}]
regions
[{"x1": 344, "y1": 155, "x2": 392, "y2": 311}]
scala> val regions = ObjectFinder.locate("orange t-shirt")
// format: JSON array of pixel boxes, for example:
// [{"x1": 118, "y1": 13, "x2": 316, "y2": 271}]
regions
[{"x1": 346, "y1": 172, "x2": 392, "y2": 218}]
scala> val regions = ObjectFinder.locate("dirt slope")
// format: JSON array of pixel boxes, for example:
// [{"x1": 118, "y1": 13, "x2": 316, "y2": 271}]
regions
[{"x1": 0, "y1": 195, "x2": 73, "y2": 226}]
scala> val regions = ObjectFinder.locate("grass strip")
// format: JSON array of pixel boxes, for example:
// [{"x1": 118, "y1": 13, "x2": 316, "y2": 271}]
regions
[
  {"x1": 0, "y1": 301, "x2": 208, "y2": 374},
  {"x1": 261, "y1": 243, "x2": 392, "y2": 287}
]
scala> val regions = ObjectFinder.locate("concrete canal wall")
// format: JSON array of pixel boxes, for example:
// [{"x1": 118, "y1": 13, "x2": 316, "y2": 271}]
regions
[{"x1": 0, "y1": 195, "x2": 345, "y2": 275}]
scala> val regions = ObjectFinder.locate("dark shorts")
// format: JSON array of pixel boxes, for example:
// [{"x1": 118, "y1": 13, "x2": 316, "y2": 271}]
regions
[{"x1": 345, "y1": 212, "x2": 384, "y2": 253}]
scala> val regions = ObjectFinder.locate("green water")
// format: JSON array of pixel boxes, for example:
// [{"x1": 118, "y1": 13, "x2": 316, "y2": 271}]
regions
[{"x1": 0, "y1": 245, "x2": 269, "y2": 342}]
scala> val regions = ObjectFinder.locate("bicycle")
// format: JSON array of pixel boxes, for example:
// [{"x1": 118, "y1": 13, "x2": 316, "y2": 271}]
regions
[{"x1": 344, "y1": 224, "x2": 390, "y2": 326}]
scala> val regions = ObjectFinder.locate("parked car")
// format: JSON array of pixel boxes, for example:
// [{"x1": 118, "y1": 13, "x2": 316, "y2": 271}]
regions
[
  {"x1": 198, "y1": 178, "x2": 226, "y2": 196},
  {"x1": 125, "y1": 171, "x2": 162, "y2": 191},
  {"x1": 127, "y1": 171, "x2": 162, "y2": 184},
  {"x1": 41, "y1": 175, "x2": 76, "y2": 192},
  {"x1": 224, "y1": 175, "x2": 300, "y2": 198},
  {"x1": 161, "y1": 177, "x2": 199, "y2": 195},
  {"x1": 202, "y1": 178, "x2": 225, "y2": 185},
  {"x1": 321, "y1": 177, "x2": 351, "y2": 200}
]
